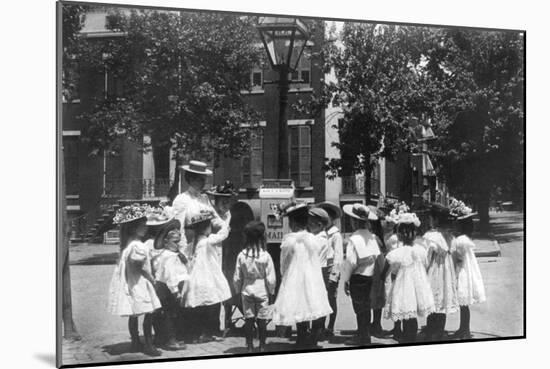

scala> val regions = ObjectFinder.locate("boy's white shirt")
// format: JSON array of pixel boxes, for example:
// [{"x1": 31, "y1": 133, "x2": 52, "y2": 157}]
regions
[{"x1": 341, "y1": 229, "x2": 381, "y2": 282}]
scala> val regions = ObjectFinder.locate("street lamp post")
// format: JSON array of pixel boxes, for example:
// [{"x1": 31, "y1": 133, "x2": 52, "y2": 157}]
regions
[{"x1": 257, "y1": 17, "x2": 310, "y2": 180}]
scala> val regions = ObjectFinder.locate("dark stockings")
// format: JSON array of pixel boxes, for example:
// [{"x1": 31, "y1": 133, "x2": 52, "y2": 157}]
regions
[
  {"x1": 402, "y1": 318, "x2": 418, "y2": 343},
  {"x1": 296, "y1": 321, "x2": 310, "y2": 348},
  {"x1": 458, "y1": 306, "x2": 471, "y2": 335},
  {"x1": 372, "y1": 309, "x2": 383, "y2": 332}
]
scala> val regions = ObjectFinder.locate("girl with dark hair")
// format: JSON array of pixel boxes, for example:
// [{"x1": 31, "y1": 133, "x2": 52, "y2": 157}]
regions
[
  {"x1": 422, "y1": 204, "x2": 459, "y2": 341},
  {"x1": 233, "y1": 221, "x2": 276, "y2": 353},
  {"x1": 449, "y1": 198, "x2": 486, "y2": 339},
  {"x1": 108, "y1": 204, "x2": 162, "y2": 356},
  {"x1": 384, "y1": 212, "x2": 435, "y2": 343},
  {"x1": 271, "y1": 202, "x2": 332, "y2": 349}
]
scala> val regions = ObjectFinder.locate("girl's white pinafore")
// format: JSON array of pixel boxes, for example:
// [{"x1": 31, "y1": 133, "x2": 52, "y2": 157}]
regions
[
  {"x1": 384, "y1": 243, "x2": 435, "y2": 321},
  {"x1": 185, "y1": 226, "x2": 232, "y2": 308},
  {"x1": 271, "y1": 231, "x2": 333, "y2": 326},
  {"x1": 424, "y1": 230, "x2": 459, "y2": 314},
  {"x1": 108, "y1": 240, "x2": 161, "y2": 316},
  {"x1": 451, "y1": 235, "x2": 486, "y2": 306}
]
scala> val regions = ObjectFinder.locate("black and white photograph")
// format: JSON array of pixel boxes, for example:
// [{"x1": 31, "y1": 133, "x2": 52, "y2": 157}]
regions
[{"x1": 56, "y1": 0, "x2": 525, "y2": 367}]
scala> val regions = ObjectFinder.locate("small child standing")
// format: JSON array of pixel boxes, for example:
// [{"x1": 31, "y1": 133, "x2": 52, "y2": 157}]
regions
[
  {"x1": 423, "y1": 203, "x2": 458, "y2": 341},
  {"x1": 233, "y1": 221, "x2": 276, "y2": 353},
  {"x1": 108, "y1": 204, "x2": 162, "y2": 356},
  {"x1": 185, "y1": 209, "x2": 231, "y2": 343},
  {"x1": 384, "y1": 211, "x2": 435, "y2": 343},
  {"x1": 151, "y1": 219, "x2": 189, "y2": 350},
  {"x1": 449, "y1": 198, "x2": 486, "y2": 339},
  {"x1": 341, "y1": 204, "x2": 381, "y2": 346},
  {"x1": 307, "y1": 206, "x2": 332, "y2": 346},
  {"x1": 271, "y1": 202, "x2": 332, "y2": 349},
  {"x1": 315, "y1": 202, "x2": 344, "y2": 338}
]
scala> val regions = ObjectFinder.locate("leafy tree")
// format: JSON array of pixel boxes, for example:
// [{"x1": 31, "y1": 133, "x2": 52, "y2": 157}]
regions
[
  {"x1": 75, "y1": 8, "x2": 262, "y2": 200},
  {"x1": 426, "y1": 29, "x2": 524, "y2": 230},
  {"x1": 303, "y1": 23, "x2": 439, "y2": 201}
]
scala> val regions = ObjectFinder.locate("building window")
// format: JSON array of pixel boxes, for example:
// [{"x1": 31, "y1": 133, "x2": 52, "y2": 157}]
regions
[
  {"x1": 289, "y1": 47, "x2": 312, "y2": 89},
  {"x1": 248, "y1": 66, "x2": 264, "y2": 92},
  {"x1": 289, "y1": 125, "x2": 311, "y2": 187},
  {"x1": 63, "y1": 136, "x2": 79, "y2": 196},
  {"x1": 241, "y1": 129, "x2": 264, "y2": 188},
  {"x1": 105, "y1": 69, "x2": 124, "y2": 100}
]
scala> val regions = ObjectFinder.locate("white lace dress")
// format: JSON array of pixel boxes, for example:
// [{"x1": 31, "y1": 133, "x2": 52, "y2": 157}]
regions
[
  {"x1": 424, "y1": 231, "x2": 459, "y2": 314},
  {"x1": 108, "y1": 240, "x2": 162, "y2": 316},
  {"x1": 451, "y1": 235, "x2": 486, "y2": 306},
  {"x1": 384, "y1": 243, "x2": 435, "y2": 321},
  {"x1": 271, "y1": 230, "x2": 333, "y2": 326},
  {"x1": 185, "y1": 226, "x2": 232, "y2": 308}
]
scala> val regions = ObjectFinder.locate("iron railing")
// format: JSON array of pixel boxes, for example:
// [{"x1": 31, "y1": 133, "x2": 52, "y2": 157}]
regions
[{"x1": 342, "y1": 175, "x2": 380, "y2": 196}]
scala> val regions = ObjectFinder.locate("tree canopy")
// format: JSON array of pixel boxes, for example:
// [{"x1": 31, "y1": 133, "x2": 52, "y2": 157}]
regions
[{"x1": 70, "y1": 8, "x2": 262, "y2": 163}]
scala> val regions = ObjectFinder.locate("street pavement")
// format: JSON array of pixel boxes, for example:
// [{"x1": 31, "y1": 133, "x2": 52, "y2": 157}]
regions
[{"x1": 62, "y1": 211, "x2": 524, "y2": 366}]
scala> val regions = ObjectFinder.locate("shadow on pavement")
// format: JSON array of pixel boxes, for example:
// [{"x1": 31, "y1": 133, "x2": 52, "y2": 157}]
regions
[
  {"x1": 101, "y1": 341, "x2": 135, "y2": 356},
  {"x1": 72, "y1": 252, "x2": 119, "y2": 265}
]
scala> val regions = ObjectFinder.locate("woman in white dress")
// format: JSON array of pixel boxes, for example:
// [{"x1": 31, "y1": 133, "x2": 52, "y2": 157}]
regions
[
  {"x1": 271, "y1": 202, "x2": 333, "y2": 349},
  {"x1": 423, "y1": 203, "x2": 458, "y2": 341},
  {"x1": 108, "y1": 204, "x2": 162, "y2": 356},
  {"x1": 184, "y1": 209, "x2": 231, "y2": 343},
  {"x1": 172, "y1": 160, "x2": 217, "y2": 258},
  {"x1": 385, "y1": 211, "x2": 435, "y2": 343},
  {"x1": 449, "y1": 198, "x2": 486, "y2": 339}
]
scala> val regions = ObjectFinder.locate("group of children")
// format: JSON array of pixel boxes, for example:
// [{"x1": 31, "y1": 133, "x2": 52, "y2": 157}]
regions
[{"x1": 107, "y1": 186, "x2": 486, "y2": 356}]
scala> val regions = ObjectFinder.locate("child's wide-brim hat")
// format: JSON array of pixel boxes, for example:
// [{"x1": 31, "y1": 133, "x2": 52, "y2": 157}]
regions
[
  {"x1": 113, "y1": 203, "x2": 149, "y2": 225},
  {"x1": 181, "y1": 160, "x2": 213, "y2": 176},
  {"x1": 146, "y1": 206, "x2": 176, "y2": 226},
  {"x1": 186, "y1": 210, "x2": 215, "y2": 226},
  {"x1": 397, "y1": 212, "x2": 421, "y2": 227},
  {"x1": 316, "y1": 201, "x2": 342, "y2": 218},
  {"x1": 154, "y1": 219, "x2": 181, "y2": 250},
  {"x1": 343, "y1": 204, "x2": 378, "y2": 221},
  {"x1": 308, "y1": 207, "x2": 330, "y2": 226},
  {"x1": 281, "y1": 202, "x2": 308, "y2": 217}
]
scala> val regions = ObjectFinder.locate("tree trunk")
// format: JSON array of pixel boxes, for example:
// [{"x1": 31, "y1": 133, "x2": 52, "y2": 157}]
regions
[{"x1": 61, "y1": 153, "x2": 80, "y2": 340}]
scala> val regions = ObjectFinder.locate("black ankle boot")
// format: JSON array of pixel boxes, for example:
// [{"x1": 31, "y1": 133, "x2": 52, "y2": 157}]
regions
[{"x1": 143, "y1": 335, "x2": 161, "y2": 357}]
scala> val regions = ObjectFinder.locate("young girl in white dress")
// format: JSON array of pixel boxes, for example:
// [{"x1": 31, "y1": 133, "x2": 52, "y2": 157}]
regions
[
  {"x1": 233, "y1": 221, "x2": 276, "y2": 353},
  {"x1": 271, "y1": 202, "x2": 333, "y2": 349},
  {"x1": 449, "y1": 199, "x2": 486, "y2": 339},
  {"x1": 108, "y1": 204, "x2": 162, "y2": 356},
  {"x1": 384, "y1": 211, "x2": 435, "y2": 343},
  {"x1": 423, "y1": 204, "x2": 458, "y2": 341},
  {"x1": 184, "y1": 209, "x2": 231, "y2": 343}
]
